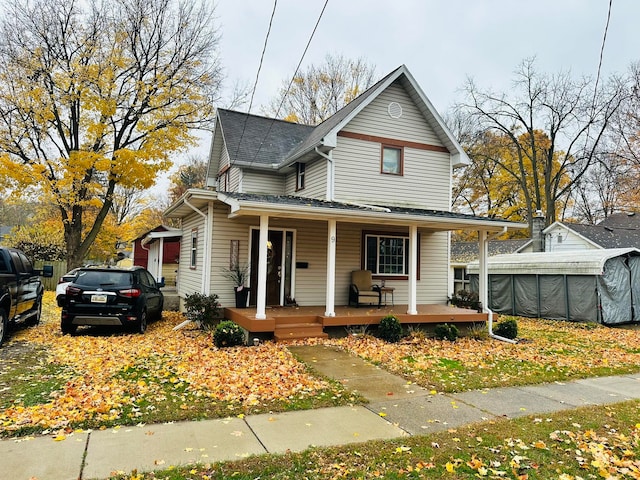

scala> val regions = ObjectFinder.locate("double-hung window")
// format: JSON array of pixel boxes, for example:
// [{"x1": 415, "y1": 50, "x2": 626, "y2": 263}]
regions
[
  {"x1": 296, "y1": 162, "x2": 306, "y2": 190},
  {"x1": 190, "y1": 229, "x2": 198, "y2": 269},
  {"x1": 453, "y1": 267, "x2": 470, "y2": 294},
  {"x1": 365, "y1": 233, "x2": 409, "y2": 276}
]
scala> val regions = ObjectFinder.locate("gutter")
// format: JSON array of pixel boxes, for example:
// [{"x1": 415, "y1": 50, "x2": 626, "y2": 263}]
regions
[{"x1": 481, "y1": 226, "x2": 518, "y2": 344}]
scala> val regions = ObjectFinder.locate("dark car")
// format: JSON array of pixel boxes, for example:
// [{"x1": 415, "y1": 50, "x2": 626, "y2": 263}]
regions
[{"x1": 60, "y1": 266, "x2": 164, "y2": 335}]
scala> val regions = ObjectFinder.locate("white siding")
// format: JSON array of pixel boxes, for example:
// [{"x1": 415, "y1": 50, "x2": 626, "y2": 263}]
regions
[
  {"x1": 544, "y1": 226, "x2": 600, "y2": 252},
  {"x1": 242, "y1": 171, "x2": 285, "y2": 195},
  {"x1": 228, "y1": 166, "x2": 241, "y2": 192},
  {"x1": 331, "y1": 81, "x2": 451, "y2": 209}
]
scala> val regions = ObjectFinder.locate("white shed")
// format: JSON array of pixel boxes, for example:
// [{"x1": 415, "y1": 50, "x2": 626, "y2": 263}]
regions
[{"x1": 467, "y1": 248, "x2": 640, "y2": 325}]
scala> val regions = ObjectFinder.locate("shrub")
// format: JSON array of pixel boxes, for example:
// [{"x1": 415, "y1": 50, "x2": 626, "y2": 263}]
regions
[
  {"x1": 184, "y1": 293, "x2": 221, "y2": 330},
  {"x1": 466, "y1": 322, "x2": 489, "y2": 340},
  {"x1": 213, "y1": 320, "x2": 245, "y2": 348},
  {"x1": 494, "y1": 317, "x2": 518, "y2": 340},
  {"x1": 434, "y1": 323, "x2": 459, "y2": 341},
  {"x1": 449, "y1": 290, "x2": 481, "y2": 311},
  {"x1": 377, "y1": 315, "x2": 402, "y2": 343}
]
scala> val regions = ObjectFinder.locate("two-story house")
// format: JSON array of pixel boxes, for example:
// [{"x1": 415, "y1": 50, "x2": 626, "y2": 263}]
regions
[{"x1": 164, "y1": 65, "x2": 524, "y2": 339}]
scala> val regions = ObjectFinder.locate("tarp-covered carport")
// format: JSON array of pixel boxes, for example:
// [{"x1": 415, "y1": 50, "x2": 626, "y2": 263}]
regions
[{"x1": 467, "y1": 248, "x2": 640, "y2": 325}]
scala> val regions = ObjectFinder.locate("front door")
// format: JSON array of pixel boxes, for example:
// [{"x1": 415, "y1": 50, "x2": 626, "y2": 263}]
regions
[{"x1": 250, "y1": 230, "x2": 283, "y2": 306}]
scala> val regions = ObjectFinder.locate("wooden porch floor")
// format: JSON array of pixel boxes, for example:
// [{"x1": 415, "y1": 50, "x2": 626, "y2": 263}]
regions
[{"x1": 224, "y1": 304, "x2": 487, "y2": 341}]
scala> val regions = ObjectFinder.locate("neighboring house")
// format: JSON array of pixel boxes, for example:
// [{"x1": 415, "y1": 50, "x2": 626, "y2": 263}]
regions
[
  {"x1": 519, "y1": 212, "x2": 640, "y2": 253},
  {"x1": 133, "y1": 225, "x2": 182, "y2": 286},
  {"x1": 164, "y1": 65, "x2": 524, "y2": 338},
  {"x1": 450, "y1": 239, "x2": 529, "y2": 296}
]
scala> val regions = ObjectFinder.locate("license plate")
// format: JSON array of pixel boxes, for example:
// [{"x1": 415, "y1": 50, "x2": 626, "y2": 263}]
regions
[{"x1": 91, "y1": 294, "x2": 108, "y2": 303}]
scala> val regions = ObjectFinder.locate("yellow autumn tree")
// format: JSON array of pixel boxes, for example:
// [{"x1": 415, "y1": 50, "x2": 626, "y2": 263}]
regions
[
  {"x1": 0, "y1": 0, "x2": 222, "y2": 269},
  {"x1": 265, "y1": 54, "x2": 376, "y2": 125}
]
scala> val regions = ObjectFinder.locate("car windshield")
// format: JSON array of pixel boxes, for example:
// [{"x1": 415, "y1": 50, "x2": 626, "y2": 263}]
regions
[{"x1": 75, "y1": 270, "x2": 133, "y2": 287}]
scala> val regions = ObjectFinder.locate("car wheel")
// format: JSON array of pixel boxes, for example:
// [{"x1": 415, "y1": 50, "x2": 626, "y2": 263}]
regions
[
  {"x1": 61, "y1": 319, "x2": 77, "y2": 335},
  {"x1": 136, "y1": 310, "x2": 147, "y2": 334},
  {"x1": 26, "y1": 299, "x2": 42, "y2": 326},
  {"x1": 0, "y1": 309, "x2": 8, "y2": 347}
]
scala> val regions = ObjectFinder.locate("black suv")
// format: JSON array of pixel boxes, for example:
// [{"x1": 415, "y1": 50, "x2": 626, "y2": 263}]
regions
[{"x1": 60, "y1": 266, "x2": 164, "y2": 335}]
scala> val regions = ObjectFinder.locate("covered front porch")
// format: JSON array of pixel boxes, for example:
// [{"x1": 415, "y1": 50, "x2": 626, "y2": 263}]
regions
[{"x1": 225, "y1": 303, "x2": 488, "y2": 342}]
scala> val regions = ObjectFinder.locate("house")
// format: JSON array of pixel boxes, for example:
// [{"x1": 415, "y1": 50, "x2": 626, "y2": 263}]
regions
[
  {"x1": 519, "y1": 212, "x2": 640, "y2": 253},
  {"x1": 164, "y1": 65, "x2": 525, "y2": 339},
  {"x1": 450, "y1": 239, "x2": 529, "y2": 296},
  {"x1": 133, "y1": 225, "x2": 181, "y2": 286}
]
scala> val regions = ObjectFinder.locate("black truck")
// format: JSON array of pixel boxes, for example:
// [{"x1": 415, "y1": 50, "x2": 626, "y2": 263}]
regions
[{"x1": 0, "y1": 247, "x2": 53, "y2": 347}]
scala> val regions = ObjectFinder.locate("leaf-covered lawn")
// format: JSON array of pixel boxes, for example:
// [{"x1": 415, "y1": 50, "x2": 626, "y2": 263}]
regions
[
  {"x1": 0, "y1": 292, "x2": 354, "y2": 437},
  {"x1": 324, "y1": 320, "x2": 640, "y2": 392}
]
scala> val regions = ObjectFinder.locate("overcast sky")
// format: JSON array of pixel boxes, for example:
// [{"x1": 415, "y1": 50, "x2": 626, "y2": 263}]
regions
[{"x1": 157, "y1": 0, "x2": 640, "y2": 193}]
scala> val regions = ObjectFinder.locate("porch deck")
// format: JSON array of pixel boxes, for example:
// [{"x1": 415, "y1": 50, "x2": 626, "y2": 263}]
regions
[{"x1": 224, "y1": 304, "x2": 488, "y2": 341}]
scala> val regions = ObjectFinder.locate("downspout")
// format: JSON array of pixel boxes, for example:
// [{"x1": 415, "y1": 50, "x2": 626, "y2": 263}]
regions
[
  {"x1": 480, "y1": 227, "x2": 517, "y2": 344},
  {"x1": 315, "y1": 147, "x2": 334, "y2": 201},
  {"x1": 184, "y1": 196, "x2": 212, "y2": 295}
]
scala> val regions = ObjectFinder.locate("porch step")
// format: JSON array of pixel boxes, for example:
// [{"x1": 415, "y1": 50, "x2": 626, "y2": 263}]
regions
[{"x1": 274, "y1": 321, "x2": 328, "y2": 342}]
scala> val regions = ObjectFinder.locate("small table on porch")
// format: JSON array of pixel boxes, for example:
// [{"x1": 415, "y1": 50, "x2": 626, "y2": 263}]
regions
[{"x1": 380, "y1": 286, "x2": 395, "y2": 306}]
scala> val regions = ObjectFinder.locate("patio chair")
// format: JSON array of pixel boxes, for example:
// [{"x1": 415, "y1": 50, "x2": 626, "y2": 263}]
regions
[{"x1": 349, "y1": 270, "x2": 381, "y2": 308}]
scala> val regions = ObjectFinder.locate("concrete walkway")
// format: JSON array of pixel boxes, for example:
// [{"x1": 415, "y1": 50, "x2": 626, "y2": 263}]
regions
[{"x1": 4, "y1": 345, "x2": 640, "y2": 480}]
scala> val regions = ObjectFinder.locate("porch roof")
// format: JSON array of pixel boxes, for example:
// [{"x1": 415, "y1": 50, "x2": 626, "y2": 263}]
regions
[{"x1": 165, "y1": 189, "x2": 526, "y2": 233}]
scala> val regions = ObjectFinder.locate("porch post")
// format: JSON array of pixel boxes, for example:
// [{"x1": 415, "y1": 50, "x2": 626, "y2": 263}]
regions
[
  {"x1": 407, "y1": 224, "x2": 418, "y2": 314},
  {"x1": 325, "y1": 219, "x2": 337, "y2": 316},
  {"x1": 157, "y1": 238, "x2": 165, "y2": 283},
  {"x1": 478, "y1": 230, "x2": 489, "y2": 310},
  {"x1": 255, "y1": 215, "x2": 269, "y2": 320}
]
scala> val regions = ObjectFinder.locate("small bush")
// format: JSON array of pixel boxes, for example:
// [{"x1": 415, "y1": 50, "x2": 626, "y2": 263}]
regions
[
  {"x1": 184, "y1": 293, "x2": 221, "y2": 330},
  {"x1": 434, "y1": 323, "x2": 459, "y2": 341},
  {"x1": 466, "y1": 322, "x2": 489, "y2": 340},
  {"x1": 494, "y1": 317, "x2": 518, "y2": 340},
  {"x1": 213, "y1": 320, "x2": 245, "y2": 348},
  {"x1": 449, "y1": 290, "x2": 481, "y2": 311},
  {"x1": 378, "y1": 315, "x2": 402, "y2": 343}
]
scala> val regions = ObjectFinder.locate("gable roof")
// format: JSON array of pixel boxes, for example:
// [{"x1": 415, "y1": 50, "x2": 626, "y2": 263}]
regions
[
  {"x1": 451, "y1": 239, "x2": 530, "y2": 264},
  {"x1": 212, "y1": 65, "x2": 470, "y2": 174},
  {"x1": 540, "y1": 220, "x2": 640, "y2": 250},
  {"x1": 216, "y1": 109, "x2": 313, "y2": 169}
]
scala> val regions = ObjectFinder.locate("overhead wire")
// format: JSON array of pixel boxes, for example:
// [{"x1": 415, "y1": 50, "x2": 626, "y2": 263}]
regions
[{"x1": 246, "y1": 0, "x2": 330, "y2": 168}]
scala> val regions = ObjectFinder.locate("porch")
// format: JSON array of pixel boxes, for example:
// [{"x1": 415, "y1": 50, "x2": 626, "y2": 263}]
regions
[{"x1": 224, "y1": 304, "x2": 488, "y2": 342}]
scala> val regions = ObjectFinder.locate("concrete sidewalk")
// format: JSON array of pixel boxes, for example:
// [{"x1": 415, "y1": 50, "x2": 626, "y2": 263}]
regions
[{"x1": 3, "y1": 345, "x2": 640, "y2": 480}]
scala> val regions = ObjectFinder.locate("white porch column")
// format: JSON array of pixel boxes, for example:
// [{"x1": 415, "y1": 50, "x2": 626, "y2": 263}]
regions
[
  {"x1": 407, "y1": 224, "x2": 418, "y2": 314},
  {"x1": 157, "y1": 238, "x2": 165, "y2": 283},
  {"x1": 325, "y1": 219, "x2": 337, "y2": 316},
  {"x1": 478, "y1": 230, "x2": 489, "y2": 310},
  {"x1": 255, "y1": 215, "x2": 269, "y2": 320}
]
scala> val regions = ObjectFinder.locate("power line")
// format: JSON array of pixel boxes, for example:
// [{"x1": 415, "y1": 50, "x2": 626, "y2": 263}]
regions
[
  {"x1": 231, "y1": 0, "x2": 278, "y2": 165},
  {"x1": 593, "y1": 0, "x2": 613, "y2": 104},
  {"x1": 248, "y1": 0, "x2": 330, "y2": 166}
]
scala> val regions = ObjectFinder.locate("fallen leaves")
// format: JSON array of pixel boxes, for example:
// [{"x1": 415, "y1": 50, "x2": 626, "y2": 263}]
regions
[{"x1": 0, "y1": 292, "x2": 336, "y2": 435}]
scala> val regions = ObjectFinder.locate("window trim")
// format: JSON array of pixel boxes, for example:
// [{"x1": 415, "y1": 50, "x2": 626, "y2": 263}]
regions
[
  {"x1": 296, "y1": 162, "x2": 306, "y2": 191},
  {"x1": 380, "y1": 145, "x2": 403, "y2": 176},
  {"x1": 361, "y1": 230, "x2": 420, "y2": 280},
  {"x1": 190, "y1": 229, "x2": 198, "y2": 269},
  {"x1": 453, "y1": 267, "x2": 470, "y2": 294}
]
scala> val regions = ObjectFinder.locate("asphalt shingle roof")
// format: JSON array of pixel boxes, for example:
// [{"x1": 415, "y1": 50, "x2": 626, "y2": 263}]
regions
[
  {"x1": 568, "y1": 222, "x2": 640, "y2": 249},
  {"x1": 451, "y1": 239, "x2": 529, "y2": 264}
]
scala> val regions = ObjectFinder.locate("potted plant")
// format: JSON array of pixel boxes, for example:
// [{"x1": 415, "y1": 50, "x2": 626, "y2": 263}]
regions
[{"x1": 222, "y1": 263, "x2": 250, "y2": 308}]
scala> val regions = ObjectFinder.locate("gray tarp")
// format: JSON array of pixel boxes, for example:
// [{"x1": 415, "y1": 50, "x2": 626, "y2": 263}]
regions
[
  {"x1": 539, "y1": 275, "x2": 567, "y2": 320},
  {"x1": 630, "y1": 256, "x2": 640, "y2": 322},
  {"x1": 567, "y1": 276, "x2": 598, "y2": 323},
  {"x1": 598, "y1": 256, "x2": 632, "y2": 325}
]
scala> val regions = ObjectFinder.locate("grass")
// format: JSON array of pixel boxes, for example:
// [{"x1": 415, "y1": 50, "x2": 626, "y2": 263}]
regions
[{"x1": 111, "y1": 400, "x2": 640, "y2": 479}]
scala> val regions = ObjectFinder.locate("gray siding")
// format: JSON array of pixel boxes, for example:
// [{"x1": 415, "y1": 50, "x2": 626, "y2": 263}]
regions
[
  {"x1": 177, "y1": 211, "x2": 206, "y2": 298},
  {"x1": 285, "y1": 159, "x2": 328, "y2": 199},
  {"x1": 544, "y1": 226, "x2": 599, "y2": 252},
  {"x1": 331, "y1": 82, "x2": 451, "y2": 209},
  {"x1": 332, "y1": 137, "x2": 450, "y2": 210},
  {"x1": 242, "y1": 171, "x2": 285, "y2": 195}
]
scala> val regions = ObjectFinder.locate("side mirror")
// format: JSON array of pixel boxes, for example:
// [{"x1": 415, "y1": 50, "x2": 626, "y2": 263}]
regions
[
  {"x1": 157, "y1": 277, "x2": 165, "y2": 288},
  {"x1": 37, "y1": 265, "x2": 54, "y2": 278}
]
